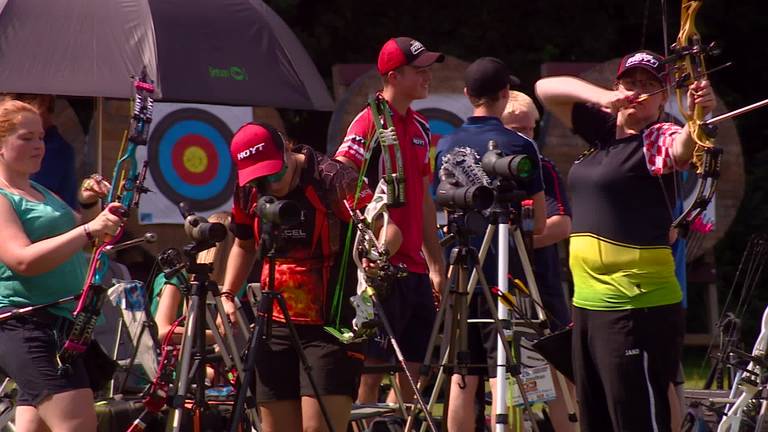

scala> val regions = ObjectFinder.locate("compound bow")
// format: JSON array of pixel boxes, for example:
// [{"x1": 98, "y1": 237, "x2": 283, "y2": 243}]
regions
[
  {"x1": 667, "y1": 0, "x2": 722, "y2": 237},
  {"x1": 57, "y1": 69, "x2": 155, "y2": 373}
]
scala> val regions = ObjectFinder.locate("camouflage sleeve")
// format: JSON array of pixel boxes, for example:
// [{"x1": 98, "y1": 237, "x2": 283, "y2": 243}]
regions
[{"x1": 320, "y1": 157, "x2": 373, "y2": 223}]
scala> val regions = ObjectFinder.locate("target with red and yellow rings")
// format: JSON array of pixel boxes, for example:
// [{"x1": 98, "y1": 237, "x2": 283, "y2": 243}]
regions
[{"x1": 148, "y1": 108, "x2": 235, "y2": 210}]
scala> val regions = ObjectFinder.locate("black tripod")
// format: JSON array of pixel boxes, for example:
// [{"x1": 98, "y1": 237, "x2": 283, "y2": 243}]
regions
[
  {"x1": 167, "y1": 240, "x2": 235, "y2": 432},
  {"x1": 228, "y1": 219, "x2": 335, "y2": 432}
]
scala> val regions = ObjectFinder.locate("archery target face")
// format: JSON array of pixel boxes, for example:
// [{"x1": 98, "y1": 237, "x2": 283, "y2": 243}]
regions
[
  {"x1": 137, "y1": 103, "x2": 253, "y2": 224},
  {"x1": 412, "y1": 94, "x2": 473, "y2": 169},
  {"x1": 148, "y1": 108, "x2": 235, "y2": 211}
]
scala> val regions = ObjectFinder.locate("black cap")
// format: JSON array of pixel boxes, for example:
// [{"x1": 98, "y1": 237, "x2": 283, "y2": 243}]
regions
[
  {"x1": 616, "y1": 50, "x2": 667, "y2": 83},
  {"x1": 464, "y1": 57, "x2": 520, "y2": 98}
]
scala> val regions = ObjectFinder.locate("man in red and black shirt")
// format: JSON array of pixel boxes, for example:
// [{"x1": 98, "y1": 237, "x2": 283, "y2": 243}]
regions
[
  {"x1": 220, "y1": 122, "x2": 400, "y2": 432},
  {"x1": 335, "y1": 36, "x2": 447, "y2": 404}
]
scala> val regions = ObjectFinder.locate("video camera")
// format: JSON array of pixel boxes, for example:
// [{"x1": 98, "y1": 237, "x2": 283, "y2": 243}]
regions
[
  {"x1": 435, "y1": 172, "x2": 494, "y2": 211},
  {"x1": 482, "y1": 140, "x2": 535, "y2": 207},
  {"x1": 255, "y1": 196, "x2": 301, "y2": 260}
]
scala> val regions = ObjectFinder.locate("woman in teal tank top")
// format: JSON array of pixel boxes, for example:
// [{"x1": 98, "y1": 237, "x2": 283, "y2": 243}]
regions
[{"x1": 0, "y1": 100, "x2": 124, "y2": 432}]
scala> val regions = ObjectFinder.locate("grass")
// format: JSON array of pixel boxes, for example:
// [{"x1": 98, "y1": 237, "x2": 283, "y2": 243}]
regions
[{"x1": 682, "y1": 346, "x2": 715, "y2": 389}]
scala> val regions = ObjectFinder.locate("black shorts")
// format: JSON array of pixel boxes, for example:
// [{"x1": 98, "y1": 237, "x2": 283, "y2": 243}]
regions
[
  {"x1": 0, "y1": 309, "x2": 90, "y2": 406},
  {"x1": 466, "y1": 287, "x2": 570, "y2": 378},
  {"x1": 572, "y1": 303, "x2": 684, "y2": 432},
  {"x1": 539, "y1": 287, "x2": 572, "y2": 332},
  {"x1": 466, "y1": 291, "x2": 499, "y2": 378},
  {"x1": 255, "y1": 324, "x2": 364, "y2": 401},
  {"x1": 366, "y1": 272, "x2": 437, "y2": 363}
]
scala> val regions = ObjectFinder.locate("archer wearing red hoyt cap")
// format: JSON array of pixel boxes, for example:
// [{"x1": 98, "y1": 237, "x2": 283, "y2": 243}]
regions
[
  {"x1": 230, "y1": 122, "x2": 285, "y2": 186},
  {"x1": 224, "y1": 118, "x2": 398, "y2": 430}
]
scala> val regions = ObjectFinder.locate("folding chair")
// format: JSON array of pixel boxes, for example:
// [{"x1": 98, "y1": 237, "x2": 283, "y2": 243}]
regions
[{"x1": 106, "y1": 280, "x2": 160, "y2": 395}]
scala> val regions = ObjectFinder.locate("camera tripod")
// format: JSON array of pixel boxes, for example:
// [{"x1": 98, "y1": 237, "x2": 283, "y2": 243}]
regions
[
  {"x1": 228, "y1": 219, "x2": 336, "y2": 432},
  {"x1": 406, "y1": 201, "x2": 578, "y2": 432},
  {"x1": 403, "y1": 207, "x2": 541, "y2": 432},
  {"x1": 484, "y1": 204, "x2": 578, "y2": 431},
  {"x1": 159, "y1": 241, "x2": 259, "y2": 432}
]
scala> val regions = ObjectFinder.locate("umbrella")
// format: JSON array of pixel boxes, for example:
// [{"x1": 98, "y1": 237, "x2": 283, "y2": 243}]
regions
[{"x1": 0, "y1": 0, "x2": 333, "y2": 110}]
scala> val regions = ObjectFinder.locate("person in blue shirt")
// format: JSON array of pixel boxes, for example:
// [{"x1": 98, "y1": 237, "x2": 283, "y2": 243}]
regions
[
  {"x1": 2, "y1": 94, "x2": 78, "y2": 209},
  {"x1": 434, "y1": 57, "x2": 545, "y2": 432}
]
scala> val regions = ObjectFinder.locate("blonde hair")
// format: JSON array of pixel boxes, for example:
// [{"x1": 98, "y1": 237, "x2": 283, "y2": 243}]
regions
[
  {"x1": 0, "y1": 100, "x2": 39, "y2": 140},
  {"x1": 504, "y1": 91, "x2": 540, "y2": 121},
  {"x1": 196, "y1": 211, "x2": 234, "y2": 284}
]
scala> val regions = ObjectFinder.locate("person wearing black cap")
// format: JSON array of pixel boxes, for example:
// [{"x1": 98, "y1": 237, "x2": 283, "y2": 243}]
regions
[
  {"x1": 433, "y1": 57, "x2": 546, "y2": 432},
  {"x1": 220, "y1": 122, "x2": 402, "y2": 432},
  {"x1": 535, "y1": 50, "x2": 716, "y2": 431},
  {"x1": 334, "y1": 37, "x2": 447, "y2": 405}
]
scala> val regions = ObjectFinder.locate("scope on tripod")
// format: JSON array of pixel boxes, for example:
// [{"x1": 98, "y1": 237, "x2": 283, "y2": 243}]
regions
[
  {"x1": 481, "y1": 140, "x2": 533, "y2": 181},
  {"x1": 435, "y1": 172, "x2": 494, "y2": 211},
  {"x1": 256, "y1": 196, "x2": 301, "y2": 225},
  {"x1": 184, "y1": 216, "x2": 227, "y2": 244},
  {"x1": 178, "y1": 201, "x2": 227, "y2": 244}
]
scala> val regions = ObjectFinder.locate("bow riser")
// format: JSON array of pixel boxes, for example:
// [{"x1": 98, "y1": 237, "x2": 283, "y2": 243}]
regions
[
  {"x1": 668, "y1": 0, "x2": 722, "y2": 237},
  {"x1": 673, "y1": 0, "x2": 717, "y2": 174}
]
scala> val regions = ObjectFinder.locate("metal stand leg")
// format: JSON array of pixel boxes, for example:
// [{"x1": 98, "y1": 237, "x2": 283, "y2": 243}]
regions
[
  {"x1": 405, "y1": 214, "x2": 540, "y2": 432},
  {"x1": 169, "y1": 281, "x2": 208, "y2": 432},
  {"x1": 228, "y1": 291, "x2": 336, "y2": 432}
]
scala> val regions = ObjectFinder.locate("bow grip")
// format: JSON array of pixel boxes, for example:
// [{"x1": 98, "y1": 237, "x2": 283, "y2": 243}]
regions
[{"x1": 107, "y1": 204, "x2": 129, "y2": 219}]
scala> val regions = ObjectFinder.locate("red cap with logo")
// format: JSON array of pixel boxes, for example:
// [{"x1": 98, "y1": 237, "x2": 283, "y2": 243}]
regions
[
  {"x1": 230, "y1": 123, "x2": 285, "y2": 186},
  {"x1": 377, "y1": 37, "x2": 445, "y2": 75}
]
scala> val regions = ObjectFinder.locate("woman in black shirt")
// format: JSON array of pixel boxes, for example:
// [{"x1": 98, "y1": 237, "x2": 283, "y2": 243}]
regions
[{"x1": 535, "y1": 50, "x2": 715, "y2": 431}]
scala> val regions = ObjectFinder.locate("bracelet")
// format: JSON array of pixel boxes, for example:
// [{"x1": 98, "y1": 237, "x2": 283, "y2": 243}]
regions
[
  {"x1": 220, "y1": 291, "x2": 235, "y2": 300},
  {"x1": 79, "y1": 200, "x2": 99, "y2": 210},
  {"x1": 83, "y1": 224, "x2": 96, "y2": 245}
]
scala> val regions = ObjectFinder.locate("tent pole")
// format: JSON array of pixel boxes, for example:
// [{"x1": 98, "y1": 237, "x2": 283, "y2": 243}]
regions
[{"x1": 97, "y1": 97, "x2": 103, "y2": 174}]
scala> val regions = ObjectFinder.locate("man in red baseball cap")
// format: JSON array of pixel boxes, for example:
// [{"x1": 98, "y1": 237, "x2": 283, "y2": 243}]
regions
[
  {"x1": 376, "y1": 37, "x2": 445, "y2": 75},
  {"x1": 222, "y1": 122, "x2": 401, "y2": 432},
  {"x1": 334, "y1": 37, "x2": 446, "y2": 405}
]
